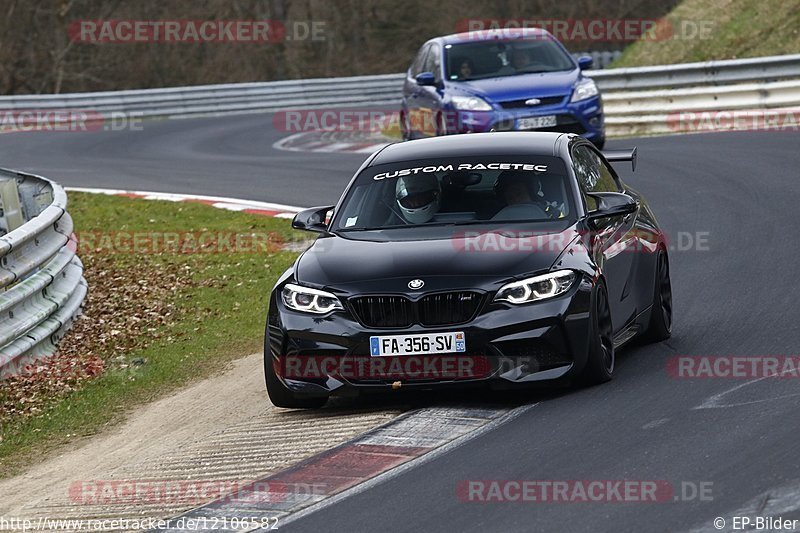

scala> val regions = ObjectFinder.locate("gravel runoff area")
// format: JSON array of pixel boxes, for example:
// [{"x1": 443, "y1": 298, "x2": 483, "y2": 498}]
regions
[{"x1": 0, "y1": 351, "x2": 402, "y2": 526}]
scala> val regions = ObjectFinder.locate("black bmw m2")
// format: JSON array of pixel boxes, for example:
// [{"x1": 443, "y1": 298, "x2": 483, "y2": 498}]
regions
[{"x1": 265, "y1": 132, "x2": 672, "y2": 408}]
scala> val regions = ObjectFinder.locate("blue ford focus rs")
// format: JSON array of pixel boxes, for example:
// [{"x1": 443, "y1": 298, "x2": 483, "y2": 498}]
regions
[{"x1": 400, "y1": 28, "x2": 605, "y2": 148}]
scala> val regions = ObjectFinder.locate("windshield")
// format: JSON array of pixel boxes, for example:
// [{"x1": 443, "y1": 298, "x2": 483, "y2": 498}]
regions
[
  {"x1": 330, "y1": 156, "x2": 574, "y2": 239},
  {"x1": 445, "y1": 39, "x2": 575, "y2": 81}
]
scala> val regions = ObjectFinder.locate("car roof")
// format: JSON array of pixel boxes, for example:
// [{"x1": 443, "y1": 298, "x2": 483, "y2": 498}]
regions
[
  {"x1": 369, "y1": 132, "x2": 571, "y2": 165},
  {"x1": 437, "y1": 27, "x2": 554, "y2": 46}
]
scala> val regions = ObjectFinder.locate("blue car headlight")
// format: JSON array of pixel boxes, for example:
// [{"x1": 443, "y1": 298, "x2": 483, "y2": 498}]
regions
[
  {"x1": 570, "y1": 78, "x2": 599, "y2": 103},
  {"x1": 451, "y1": 96, "x2": 493, "y2": 111},
  {"x1": 494, "y1": 270, "x2": 576, "y2": 304},
  {"x1": 282, "y1": 283, "x2": 344, "y2": 314}
]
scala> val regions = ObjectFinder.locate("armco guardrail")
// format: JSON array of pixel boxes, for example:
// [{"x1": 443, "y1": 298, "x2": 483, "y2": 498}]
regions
[
  {"x1": 588, "y1": 53, "x2": 800, "y2": 90},
  {"x1": 0, "y1": 169, "x2": 87, "y2": 379},
  {"x1": 601, "y1": 79, "x2": 800, "y2": 137},
  {"x1": 1, "y1": 54, "x2": 799, "y2": 121},
  {"x1": 0, "y1": 74, "x2": 405, "y2": 118}
]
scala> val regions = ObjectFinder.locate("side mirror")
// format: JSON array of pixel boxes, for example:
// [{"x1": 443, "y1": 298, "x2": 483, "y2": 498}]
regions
[
  {"x1": 292, "y1": 205, "x2": 334, "y2": 234},
  {"x1": 577, "y1": 55, "x2": 593, "y2": 70},
  {"x1": 416, "y1": 72, "x2": 437, "y2": 86},
  {"x1": 586, "y1": 192, "x2": 638, "y2": 222}
]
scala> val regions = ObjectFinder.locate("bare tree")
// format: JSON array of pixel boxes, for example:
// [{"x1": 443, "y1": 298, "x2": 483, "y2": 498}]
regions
[{"x1": 0, "y1": 0, "x2": 680, "y2": 95}]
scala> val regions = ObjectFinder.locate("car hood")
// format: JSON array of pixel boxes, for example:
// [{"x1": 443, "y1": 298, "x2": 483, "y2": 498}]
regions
[
  {"x1": 295, "y1": 227, "x2": 580, "y2": 294},
  {"x1": 452, "y1": 69, "x2": 580, "y2": 101}
]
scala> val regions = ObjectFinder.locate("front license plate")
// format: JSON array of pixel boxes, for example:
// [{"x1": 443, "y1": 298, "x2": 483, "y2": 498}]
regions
[
  {"x1": 517, "y1": 115, "x2": 557, "y2": 130},
  {"x1": 370, "y1": 332, "x2": 466, "y2": 357}
]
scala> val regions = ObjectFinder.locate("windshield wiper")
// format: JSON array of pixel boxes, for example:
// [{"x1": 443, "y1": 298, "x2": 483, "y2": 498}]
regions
[{"x1": 519, "y1": 69, "x2": 548, "y2": 74}]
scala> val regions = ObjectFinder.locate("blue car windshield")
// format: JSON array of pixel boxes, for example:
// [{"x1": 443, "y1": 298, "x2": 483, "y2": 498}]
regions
[
  {"x1": 330, "y1": 156, "x2": 576, "y2": 239},
  {"x1": 446, "y1": 39, "x2": 575, "y2": 81}
]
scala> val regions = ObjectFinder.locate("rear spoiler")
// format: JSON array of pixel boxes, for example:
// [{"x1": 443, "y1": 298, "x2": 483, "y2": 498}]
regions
[{"x1": 603, "y1": 147, "x2": 637, "y2": 172}]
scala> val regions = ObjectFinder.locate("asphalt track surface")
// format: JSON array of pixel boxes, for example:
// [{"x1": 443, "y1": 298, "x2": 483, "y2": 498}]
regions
[{"x1": 2, "y1": 116, "x2": 800, "y2": 532}]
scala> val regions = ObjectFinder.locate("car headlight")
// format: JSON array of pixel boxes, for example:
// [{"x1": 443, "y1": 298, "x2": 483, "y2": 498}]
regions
[
  {"x1": 451, "y1": 95, "x2": 493, "y2": 111},
  {"x1": 281, "y1": 283, "x2": 343, "y2": 314},
  {"x1": 494, "y1": 270, "x2": 576, "y2": 304},
  {"x1": 570, "y1": 78, "x2": 599, "y2": 102}
]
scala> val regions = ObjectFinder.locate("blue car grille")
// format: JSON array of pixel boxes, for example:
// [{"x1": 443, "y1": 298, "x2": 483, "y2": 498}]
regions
[{"x1": 499, "y1": 96, "x2": 566, "y2": 109}]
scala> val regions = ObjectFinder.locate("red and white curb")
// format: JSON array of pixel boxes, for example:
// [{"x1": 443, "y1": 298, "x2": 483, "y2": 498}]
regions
[
  {"x1": 65, "y1": 187, "x2": 305, "y2": 219},
  {"x1": 273, "y1": 131, "x2": 392, "y2": 154},
  {"x1": 161, "y1": 405, "x2": 534, "y2": 528}
]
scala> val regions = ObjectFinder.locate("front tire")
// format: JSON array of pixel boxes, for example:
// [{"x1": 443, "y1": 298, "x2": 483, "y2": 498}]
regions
[
  {"x1": 264, "y1": 355, "x2": 327, "y2": 409},
  {"x1": 435, "y1": 111, "x2": 447, "y2": 137},
  {"x1": 641, "y1": 250, "x2": 672, "y2": 343},
  {"x1": 400, "y1": 110, "x2": 412, "y2": 141},
  {"x1": 580, "y1": 281, "x2": 615, "y2": 385}
]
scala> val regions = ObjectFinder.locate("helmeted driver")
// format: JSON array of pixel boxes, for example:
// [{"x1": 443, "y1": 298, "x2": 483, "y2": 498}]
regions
[{"x1": 396, "y1": 174, "x2": 441, "y2": 224}]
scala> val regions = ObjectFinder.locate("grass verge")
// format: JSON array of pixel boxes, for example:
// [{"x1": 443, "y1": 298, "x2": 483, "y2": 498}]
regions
[
  {"x1": 0, "y1": 193, "x2": 305, "y2": 478},
  {"x1": 613, "y1": 0, "x2": 800, "y2": 67}
]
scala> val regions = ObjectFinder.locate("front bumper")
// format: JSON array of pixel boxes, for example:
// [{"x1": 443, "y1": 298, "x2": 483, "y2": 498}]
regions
[
  {"x1": 442, "y1": 95, "x2": 604, "y2": 142},
  {"x1": 266, "y1": 278, "x2": 594, "y2": 397}
]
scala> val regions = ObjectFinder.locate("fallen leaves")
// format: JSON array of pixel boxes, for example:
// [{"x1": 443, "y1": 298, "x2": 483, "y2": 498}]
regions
[{"x1": 0, "y1": 251, "x2": 195, "y2": 426}]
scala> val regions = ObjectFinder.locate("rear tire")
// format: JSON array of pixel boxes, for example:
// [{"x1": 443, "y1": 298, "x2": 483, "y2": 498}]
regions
[
  {"x1": 264, "y1": 355, "x2": 327, "y2": 409},
  {"x1": 580, "y1": 281, "x2": 615, "y2": 385},
  {"x1": 640, "y1": 250, "x2": 672, "y2": 343}
]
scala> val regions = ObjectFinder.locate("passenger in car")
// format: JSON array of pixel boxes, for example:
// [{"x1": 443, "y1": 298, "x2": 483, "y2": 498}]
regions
[{"x1": 492, "y1": 171, "x2": 548, "y2": 220}]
